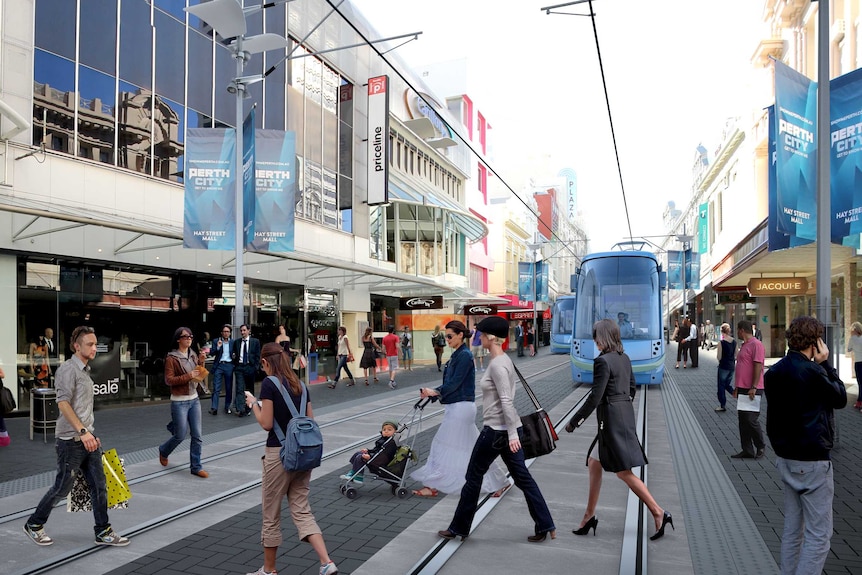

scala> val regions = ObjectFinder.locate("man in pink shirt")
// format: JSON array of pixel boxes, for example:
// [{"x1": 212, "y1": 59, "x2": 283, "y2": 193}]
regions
[
  {"x1": 382, "y1": 327, "x2": 400, "y2": 389},
  {"x1": 731, "y1": 320, "x2": 767, "y2": 459}
]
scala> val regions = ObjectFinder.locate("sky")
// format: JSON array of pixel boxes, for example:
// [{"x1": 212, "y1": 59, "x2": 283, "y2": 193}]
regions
[{"x1": 349, "y1": 0, "x2": 766, "y2": 251}]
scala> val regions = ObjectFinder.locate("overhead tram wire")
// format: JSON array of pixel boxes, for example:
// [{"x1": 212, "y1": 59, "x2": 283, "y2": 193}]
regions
[
  {"x1": 326, "y1": 0, "x2": 582, "y2": 259},
  {"x1": 543, "y1": 0, "x2": 634, "y2": 242}
]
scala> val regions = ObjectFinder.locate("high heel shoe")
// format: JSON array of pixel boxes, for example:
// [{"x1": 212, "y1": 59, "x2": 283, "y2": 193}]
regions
[
  {"x1": 438, "y1": 529, "x2": 467, "y2": 541},
  {"x1": 527, "y1": 529, "x2": 556, "y2": 542},
  {"x1": 649, "y1": 512, "x2": 674, "y2": 541},
  {"x1": 572, "y1": 516, "x2": 598, "y2": 536}
]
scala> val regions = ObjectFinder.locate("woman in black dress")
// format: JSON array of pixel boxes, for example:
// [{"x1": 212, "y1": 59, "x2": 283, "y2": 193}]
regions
[
  {"x1": 565, "y1": 319, "x2": 672, "y2": 540},
  {"x1": 359, "y1": 327, "x2": 383, "y2": 385}
]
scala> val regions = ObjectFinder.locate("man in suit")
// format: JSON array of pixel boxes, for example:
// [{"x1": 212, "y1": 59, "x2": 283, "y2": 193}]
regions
[
  {"x1": 232, "y1": 324, "x2": 260, "y2": 417},
  {"x1": 515, "y1": 322, "x2": 524, "y2": 356},
  {"x1": 209, "y1": 324, "x2": 235, "y2": 415}
]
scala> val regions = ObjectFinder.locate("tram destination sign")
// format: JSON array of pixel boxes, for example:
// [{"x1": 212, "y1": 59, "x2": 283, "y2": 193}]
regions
[
  {"x1": 747, "y1": 277, "x2": 807, "y2": 296},
  {"x1": 399, "y1": 296, "x2": 443, "y2": 310}
]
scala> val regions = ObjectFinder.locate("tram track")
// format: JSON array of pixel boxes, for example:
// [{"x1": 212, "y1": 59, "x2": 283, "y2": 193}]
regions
[
  {"x1": 5, "y1": 363, "x2": 569, "y2": 575},
  {"x1": 407, "y1": 381, "x2": 656, "y2": 575}
]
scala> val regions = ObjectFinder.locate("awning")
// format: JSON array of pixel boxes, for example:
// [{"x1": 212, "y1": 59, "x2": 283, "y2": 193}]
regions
[{"x1": 387, "y1": 178, "x2": 487, "y2": 242}]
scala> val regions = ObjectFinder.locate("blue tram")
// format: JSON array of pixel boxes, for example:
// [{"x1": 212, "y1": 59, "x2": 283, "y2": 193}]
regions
[
  {"x1": 550, "y1": 295, "x2": 576, "y2": 354},
  {"x1": 570, "y1": 248, "x2": 665, "y2": 385}
]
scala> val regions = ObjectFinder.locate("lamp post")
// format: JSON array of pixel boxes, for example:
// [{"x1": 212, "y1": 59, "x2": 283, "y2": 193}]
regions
[
  {"x1": 528, "y1": 242, "x2": 543, "y2": 347},
  {"x1": 186, "y1": 0, "x2": 420, "y2": 334}
]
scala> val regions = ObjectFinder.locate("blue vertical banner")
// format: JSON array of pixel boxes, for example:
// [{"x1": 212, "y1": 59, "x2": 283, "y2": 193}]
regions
[
  {"x1": 666, "y1": 250, "x2": 683, "y2": 290},
  {"x1": 768, "y1": 105, "x2": 814, "y2": 252},
  {"x1": 697, "y1": 203, "x2": 708, "y2": 253},
  {"x1": 829, "y1": 67, "x2": 862, "y2": 248},
  {"x1": 183, "y1": 128, "x2": 236, "y2": 250},
  {"x1": 686, "y1": 250, "x2": 700, "y2": 291},
  {"x1": 242, "y1": 108, "x2": 256, "y2": 246},
  {"x1": 518, "y1": 262, "x2": 534, "y2": 301},
  {"x1": 773, "y1": 59, "x2": 818, "y2": 240},
  {"x1": 536, "y1": 261, "x2": 549, "y2": 302},
  {"x1": 248, "y1": 130, "x2": 297, "y2": 252}
]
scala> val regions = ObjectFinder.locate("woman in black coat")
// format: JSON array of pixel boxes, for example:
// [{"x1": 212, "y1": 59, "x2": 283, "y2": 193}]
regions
[{"x1": 565, "y1": 319, "x2": 672, "y2": 540}]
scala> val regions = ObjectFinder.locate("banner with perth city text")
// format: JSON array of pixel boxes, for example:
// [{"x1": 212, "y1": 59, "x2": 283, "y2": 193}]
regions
[
  {"x1": 773, "y1": 59, "x2": 818, "y2": 241},
  {"x1": 768, "y1": 105, "x2": 814, "y2": 251},
  {"x1": 518, "y1": 262, "x2": 533, "y2": 301},
  {"x1": 183, "y1": 128, "x2": 236, "y2": 250},
  {"x1": 248, "y1": 130, "x2": 297, "y2": 252},
  {"x1": 242, "y1": 109, "x2": 256, "y2": 249},
  {"x1": 830, "y1": 67, "x2": 862, "y2": 248},
  {"x1": 367, "y1": 75, "x2": 389, "y2": 205}
]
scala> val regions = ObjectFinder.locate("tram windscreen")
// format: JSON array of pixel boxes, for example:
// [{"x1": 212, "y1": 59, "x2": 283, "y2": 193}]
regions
[
  {"x1": 554, "y1": 298, "x2": 575, "y2": 335},
  {"x1": 575, "y1": 256, "x2": 659, "y2": 340}
]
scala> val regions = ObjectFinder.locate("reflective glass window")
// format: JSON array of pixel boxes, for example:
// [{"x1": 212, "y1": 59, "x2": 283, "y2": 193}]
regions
[
  {"x1": 154, "y1": 9, "x2": 185, "y2": 104},
  {"x1": 32, "y1": 50, "x2": 75, "y2": 151},
  {"x1": 35, "y1": 0, "x2": 76, "y2": 58},
  {"x1": 264, "y1": 64, "x2": 285, "y2": 130},
  {"x1": 265, "y1": 2, "x2": 285, "y2": 36},
  {"x1": 187, "y1": 108, "x2": 213, "y2": 129},
  {"x1": 187, "y1": 29, "x2": 213, "y2": 115},
  {"x1": 78, "y1": 65, "x2": 116, "y2": 165},
  {"x1": 118, "y1": 80, "x2": 153, "y2": 174},
  {"x1": 80, "y1": 0, "x2": 118, "y2": 74},
  {"x1": 153, "y1": 96, "x2": 184, "y2": 182},
  {"x1": 119, "y1": 0, "x2": 153, "y2": 90},
  {"x1": 154, "y1": 0, "x2": 186, "y2": 22}
]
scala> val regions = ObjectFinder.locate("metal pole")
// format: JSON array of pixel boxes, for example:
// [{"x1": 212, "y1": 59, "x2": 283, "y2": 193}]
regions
[
  {"x1": 815, "y1": 0, "x2": 832, "y2": 341},
  {"x1": 234, "y1": 35, "x2": 245, "y2": 334},
  {"x1": 533, "y1": 247, "x2": 538, "y2": 348}
]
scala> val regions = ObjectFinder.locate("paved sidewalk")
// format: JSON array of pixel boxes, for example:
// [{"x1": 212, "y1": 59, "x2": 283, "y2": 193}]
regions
[{"x1": 669, "y1": 343, "x2": 862, "y2": 575}]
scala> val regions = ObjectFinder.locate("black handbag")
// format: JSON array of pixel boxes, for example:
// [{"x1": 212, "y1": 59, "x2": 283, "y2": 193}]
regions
[
  {"x1": 513, "y1": 365, "x2": 558, "y2": 459},
  {"x1": 1, "y1": 378, "x2": 16, "y2": 414}
]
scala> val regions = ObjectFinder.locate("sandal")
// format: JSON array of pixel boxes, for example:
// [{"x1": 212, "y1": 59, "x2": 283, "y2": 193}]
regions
[
  {"x1": 412, "y1": 487, "x2": 438, "y2": 497},
  {"x1": 491, "y1": 483, "x2": 512, "y2": 498}
]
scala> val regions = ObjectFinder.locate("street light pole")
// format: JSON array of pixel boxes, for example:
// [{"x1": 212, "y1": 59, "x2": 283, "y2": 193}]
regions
[{"x1": 233, "y1": 35, "x2": 246, "y2": 332}]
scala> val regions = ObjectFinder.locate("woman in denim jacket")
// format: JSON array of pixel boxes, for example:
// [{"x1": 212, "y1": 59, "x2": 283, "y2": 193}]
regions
[{"x1": 410, "y1": 320, "x2": 508, "y2": 497}]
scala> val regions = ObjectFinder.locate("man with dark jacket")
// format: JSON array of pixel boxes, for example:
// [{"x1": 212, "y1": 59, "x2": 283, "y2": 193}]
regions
[
  {"x1": 764, "y1": 316, "x2": 846, "y2": 575},
  {"x1": 232, "y1": 324, "x2": 260, "y2": 417}
]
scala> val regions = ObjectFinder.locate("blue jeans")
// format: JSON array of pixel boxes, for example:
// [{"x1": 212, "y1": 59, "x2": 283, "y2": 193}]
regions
[
  {"x1": 211, "y1": 362, "x2": 235, "y2": 411},
  {"x1": 234, "y1": 365, "x2": 255, "y2": 411},
  {"x1": 28, "y1": 439, "x2": 110, "y2": 534},
  {"x1": 159, "y1": 399, "x2": 203, "y2": 473},
  {"x1": 401, "y1": 346, "x2": 413, "y2": 361},
  {"x1": 448, "y1": 426, "x2": 555, "y2": 537},
  {"x1": 334, "y1": 354, "x2": 353, "y2": 382},
  {"x1": 776, "y1": 457, "x2": 834, "y2": 575},
  {"x1": 716, "y1": 368, "x2": 734, "y2": 408}
]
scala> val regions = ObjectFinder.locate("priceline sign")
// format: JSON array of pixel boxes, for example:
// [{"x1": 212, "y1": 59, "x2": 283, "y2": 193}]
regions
[{"x1": 367, "y1": 75, "x2": 389, "y2": 206}]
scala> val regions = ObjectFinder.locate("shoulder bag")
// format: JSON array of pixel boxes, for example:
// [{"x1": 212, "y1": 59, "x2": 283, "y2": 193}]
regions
[
  {"x1": 1, "y1": 378, "x2": 16, "y2": 413},
  {"x1": 512, "y1": 364, "x2": 558, "y2": 459}
]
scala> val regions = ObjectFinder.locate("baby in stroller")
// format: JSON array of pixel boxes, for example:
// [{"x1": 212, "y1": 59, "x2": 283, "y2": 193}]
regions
[{"x1": 340, "y1": 420, "x2": 399, "y2": 484}]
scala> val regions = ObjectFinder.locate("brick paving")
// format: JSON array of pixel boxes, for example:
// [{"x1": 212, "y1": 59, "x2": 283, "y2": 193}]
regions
[{"x1": 669, "y1": 343, "x2": 862, "y2": 575}]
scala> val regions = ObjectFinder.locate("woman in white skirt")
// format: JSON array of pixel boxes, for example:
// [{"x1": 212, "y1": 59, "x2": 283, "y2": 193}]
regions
[{"x1": 411, "y1": 320, "x2": 509, "y2": 497}]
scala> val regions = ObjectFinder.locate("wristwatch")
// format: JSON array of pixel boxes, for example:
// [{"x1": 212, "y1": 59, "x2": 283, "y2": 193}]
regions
[{"x1": 79, "y1": 428, "x2": 88, "y2": 436}]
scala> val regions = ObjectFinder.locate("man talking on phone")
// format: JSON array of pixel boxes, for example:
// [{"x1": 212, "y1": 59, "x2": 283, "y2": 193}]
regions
[{"x1": 764, "y1": 316, "x2": 846, "y2": 574}]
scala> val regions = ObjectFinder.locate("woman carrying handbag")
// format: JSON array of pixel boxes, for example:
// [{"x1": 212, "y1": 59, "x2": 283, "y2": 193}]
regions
[
  {"x1": 438, "y1": 316, "x2": 555, "y2": 543},
  {"x1": 565, "y1": 319, "x2": 672, "y2": 540}
]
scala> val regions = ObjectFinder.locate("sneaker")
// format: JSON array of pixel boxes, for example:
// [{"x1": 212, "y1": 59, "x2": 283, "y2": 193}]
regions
[
  {"x1": 0, "y1": 434, "x2": 10, "y2": 447},
  {"x1": 95, "y1": 527, "x2": 130, "y2": 546},
  {"x1": 319, "y1": 561, "x2": 338, "y2": 575},
  {"x1": 246, "y1": 567, "x2": 277, "y2": 575},
  {"x1": 352, "y1": 474, "x2": 364, "y2": 484},
  {"x1": 755, "y1": 449, "x2": 765, "y2": 459},
  {"x1": 389, "y1": 381, "x2": 396, "y2": 389},
  {"x1": 714, "y1": 407, "x2": 726, "y2": 412},
  {"x1": 23, "y1": 524, "x2": 53, "y2": 546},
  {"x1": 340, "y1": 471, "x2": 355, "y2": 481}
]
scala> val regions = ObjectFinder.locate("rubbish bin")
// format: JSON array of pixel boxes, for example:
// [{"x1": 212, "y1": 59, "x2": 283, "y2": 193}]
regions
[{"x1": 31, "y1": 388, "x2": 58, "y2": 442}]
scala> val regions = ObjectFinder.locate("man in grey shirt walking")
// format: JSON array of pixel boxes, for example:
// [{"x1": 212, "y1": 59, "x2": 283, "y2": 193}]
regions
[{"x1": 24, "y1": 326, "x2": 130, "y2": 547}]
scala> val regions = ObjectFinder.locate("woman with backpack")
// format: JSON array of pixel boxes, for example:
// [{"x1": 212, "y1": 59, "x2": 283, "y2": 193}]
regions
[
  {"x1": 431, "y1": 326, "x2": 446, "y2": 372},
  {"x1": 243, "y1": 342, "x2": 338, "y2": 575}
]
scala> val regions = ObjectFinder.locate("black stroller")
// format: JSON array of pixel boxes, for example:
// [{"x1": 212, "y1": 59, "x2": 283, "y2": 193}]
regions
[{"x1": 339, "y1": 397, "x2": 432, "y2": 500}]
